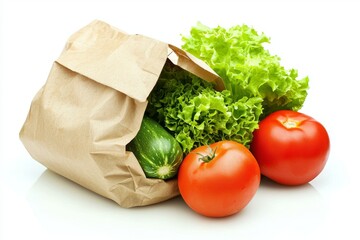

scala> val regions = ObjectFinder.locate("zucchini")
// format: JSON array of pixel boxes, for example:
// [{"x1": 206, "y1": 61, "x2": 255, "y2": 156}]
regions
[{"x1": 127, "y1": 116, "x2": 183, "y2": 180}]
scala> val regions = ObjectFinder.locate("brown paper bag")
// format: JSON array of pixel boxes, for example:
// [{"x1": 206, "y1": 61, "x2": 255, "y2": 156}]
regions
[{"x1": 19, "y1": 20, "x2": 224, "y2": 208}]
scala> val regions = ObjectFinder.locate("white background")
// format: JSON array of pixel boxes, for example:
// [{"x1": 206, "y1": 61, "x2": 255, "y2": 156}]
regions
[{"x1": 1, "y1": 0, "x2": 359, "y2": 239}]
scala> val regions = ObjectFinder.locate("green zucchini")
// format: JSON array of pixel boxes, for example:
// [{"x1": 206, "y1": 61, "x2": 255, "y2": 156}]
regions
[{"x1": 127, "y1": 115, "x2": 183, "y2": 180}]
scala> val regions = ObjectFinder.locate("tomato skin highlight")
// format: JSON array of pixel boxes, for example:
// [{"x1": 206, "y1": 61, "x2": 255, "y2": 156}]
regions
[
  {"x1": 178, "y1": 140, "x2": 261, "y2": 217},
  {"x1": 250, "y1": 110, "x2": 330, "y2": 186}
]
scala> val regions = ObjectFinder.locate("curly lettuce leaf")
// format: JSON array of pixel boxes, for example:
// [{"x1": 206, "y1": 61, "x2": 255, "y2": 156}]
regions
[
  {"x1": 182, "y1": 23, "x2": 309, "y2": 118},
  {"x1": 146, "y1": 62, "x2": 262, "y2": 153}
]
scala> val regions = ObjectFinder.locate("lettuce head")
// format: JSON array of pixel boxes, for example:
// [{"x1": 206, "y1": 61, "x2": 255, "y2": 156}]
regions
[{"x1": 182, "y1": 23, "x2": 309, "y2": 118}]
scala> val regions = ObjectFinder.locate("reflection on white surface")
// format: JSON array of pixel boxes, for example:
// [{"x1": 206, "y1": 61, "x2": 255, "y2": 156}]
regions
[
  {"x1": 26, "y1": 169, "x2": 327, "y2": 240},
  {"x1": 255, "y1": 177, "x2": 326, "y2": 236},
  {"x1": 27, "y1": 170, "x2": 194, "y2": 238}
]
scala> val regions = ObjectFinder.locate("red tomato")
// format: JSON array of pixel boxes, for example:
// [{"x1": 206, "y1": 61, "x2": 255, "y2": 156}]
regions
[
  {"x1": 178, "y1": 140, "x2": 260, "y2": 218},
  {"x1": 250, "y1": 110, "x2": 330, "y2": 186}
]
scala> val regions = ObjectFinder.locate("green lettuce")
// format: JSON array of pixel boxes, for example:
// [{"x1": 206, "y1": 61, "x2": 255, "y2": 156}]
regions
[
  {"x1": 146, "y1": 62, "x2": 262, "y2": 153},
  {"x1": 182, "y1": 23, "x2": 309, "y2": 118}
]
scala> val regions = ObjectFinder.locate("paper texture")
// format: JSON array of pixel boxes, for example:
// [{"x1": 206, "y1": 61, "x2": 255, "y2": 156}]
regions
[{"x1": 19, "y1": 20, "x2": 223, "y2": 207}]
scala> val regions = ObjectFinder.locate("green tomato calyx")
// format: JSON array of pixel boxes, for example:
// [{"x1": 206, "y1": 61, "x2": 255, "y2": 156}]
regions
[{"x1": 197, "y1": 146, "x2": 217, "y2": 163}]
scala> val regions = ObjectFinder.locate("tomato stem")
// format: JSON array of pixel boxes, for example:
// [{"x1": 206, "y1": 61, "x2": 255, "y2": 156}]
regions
[
  {"x1": 283, "y1": 119, "x2": 299, "y2": 129},
  {"x1": 197, "y1": 146, "x2": 217, "y2": 163}
]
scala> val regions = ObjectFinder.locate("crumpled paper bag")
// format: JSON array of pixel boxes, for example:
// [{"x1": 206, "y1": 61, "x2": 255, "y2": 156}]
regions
[{"x1": 19, "y1": 20, "x2": 224, "y2": 208}]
